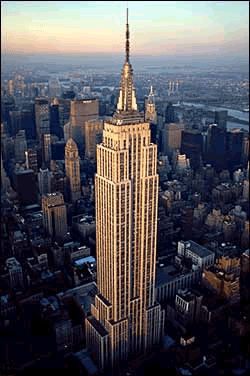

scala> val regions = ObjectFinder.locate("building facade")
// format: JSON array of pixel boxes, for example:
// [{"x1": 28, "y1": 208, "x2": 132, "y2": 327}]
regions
[
  {"x1": 35, "y1": 98, "x2": 50, "y2": 142},
  {"x1": 177, "y1": 240, "x2": 215, "y2": 269},
  {"x1": 86, "y1": 10, "x2": 164, "y2": 370},
  {"x1": 84, "y1": 119, "x2": 103, "y2": 163},
  {"x1": 38, "y1": 168, "x2": 52, "y2": 196},
  {"x1": 163, "y1": 122, "x2": 185, "y2": 157},
  {"x1": 42, "y1": 192, "x2": 67, "y2": 239},
  {"x1": 69, "y1": 98, "x2": 99, "y2": 157},
  {"x1": 65, "y1": 137, "x2": 81, "y2": 201}
]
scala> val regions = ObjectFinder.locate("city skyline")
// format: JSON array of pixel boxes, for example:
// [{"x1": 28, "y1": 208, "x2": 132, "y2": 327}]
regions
[
  {"x1": 2, "y1": 1, "x2": 249, "y2": 60},
  {"x1": 0, "y1": 2, "x2": 249, "y2": 375}
]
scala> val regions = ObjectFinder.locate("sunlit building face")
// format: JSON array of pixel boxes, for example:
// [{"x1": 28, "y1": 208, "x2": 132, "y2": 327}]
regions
[{"x1": 86, "y1": 10, "x2": 164, "y2": 370}]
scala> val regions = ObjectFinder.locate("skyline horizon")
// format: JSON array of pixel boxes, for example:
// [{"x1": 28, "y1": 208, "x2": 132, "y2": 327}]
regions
[{"x1": 2, "y1": 1, "x2": 249, "y2": 60}]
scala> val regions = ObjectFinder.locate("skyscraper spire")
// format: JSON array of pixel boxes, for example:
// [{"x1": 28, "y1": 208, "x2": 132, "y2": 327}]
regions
[
  {"x1": 126, "y1": 8, "x2": 129, "y2": 62},
  {"x1": 116, "y1": 8, "x2": 138, "y2": 114}
]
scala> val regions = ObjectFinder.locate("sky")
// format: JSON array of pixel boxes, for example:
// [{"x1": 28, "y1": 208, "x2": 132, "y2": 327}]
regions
[{"x1": 1, "y1": 1, "x2": 249, "y2": 60}]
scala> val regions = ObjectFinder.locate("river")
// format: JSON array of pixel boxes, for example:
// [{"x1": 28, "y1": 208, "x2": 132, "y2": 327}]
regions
[{"x1": 181, "y1": 102, "x2": 249, "y2": 122}]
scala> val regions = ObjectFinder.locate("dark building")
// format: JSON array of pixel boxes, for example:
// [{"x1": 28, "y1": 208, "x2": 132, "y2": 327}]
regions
[
  {"x1": 50, "y1": 103, "x2": 63, "y2": 139},
  {"x1": 8, "y1": 108, "x2": 36, "y2": 139},
  {"x1": 61, "y1": 91, "x2": 76, "y2": 100},
  {"x1": 21, "y1": 107, "x2": 37, "y2": 140},
  {"x1": 180, "y1": 207, "x2": 194, "y2": 240},
  {"x1": 214, "y1": 110, "x2": 228, "y2": 129},
  {"x1": 165, "y1": 102, "x2": 176, "y2": 124},
  {"x1": 9, "y1": 110, "x2": 22, "y2": 137},
  {"x1": 226, "y1": 129, "x2": 244, "y2": 172},
  {"x1": 13, "y1": 169, "x2": 38, "y2": 205},
  {"x1": 207, "y1": 124, "x2": 227, "y2": 171},
  {"x1": 51, "y1": 141, "x2": 66, "y2": 160},
  {"x1": 1, "y1": 97, "x2": 16, "y2": 136},
  {"x1": 181, "y1": 129, "x2": 203, "y2": 170}
]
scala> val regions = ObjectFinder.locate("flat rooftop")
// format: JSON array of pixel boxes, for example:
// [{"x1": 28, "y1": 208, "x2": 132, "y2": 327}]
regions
[
  {"x1": 156, "y1": 264, "x2": 196, "y2": 287},
  {"x1": 185, "y1": 240, "x2": 214, "y2": 258},
  {"x1": 73, "y1": 256, "x2": 96, "y2": 267}
]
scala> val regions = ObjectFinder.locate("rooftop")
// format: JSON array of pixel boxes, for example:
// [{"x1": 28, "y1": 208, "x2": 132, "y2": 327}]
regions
[
  {"x1": 156, "y1": 264, "x2": 196, "y2": 287},
  {"x1": 185, "y1": 240, "x2": 214, "y2": 258},
  {"x1": 73, "y1": 256, "x2": 96, "y2": 267}
]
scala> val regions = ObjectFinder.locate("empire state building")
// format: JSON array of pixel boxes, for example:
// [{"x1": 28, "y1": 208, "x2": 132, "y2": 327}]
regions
[{"x1": 86, "y1": 10, "x2": 165, "y2": 369}]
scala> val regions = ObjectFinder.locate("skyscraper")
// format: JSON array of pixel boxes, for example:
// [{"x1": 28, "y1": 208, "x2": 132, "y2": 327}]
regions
[
  {"x1": 86, "y1": 10, "x2": 164, "y2": 370},
  {"x1": 84, "y1": 119, "x2": 103, "y2": 163},
  {"x1": 25, "y1": 149, "x2": 38, "y2": 173},
  {"x1": 145, "y1": 86, "x2": 157, "y2": 125},
  {"x1": 214, "y1": 110, "x2": 227, "y2": 129},
  {"x1": 35, "y1": 97, "x2": 50, "y2": 142},
  {"x1": 145, "y1": 86, "x2": 157, "y2": 144},
  {"x1": 42, "y1": 192, "x2": 67, "y2": 239},
  {"x1": 49, "y1": 99, "x2": 63, "y2": 139},
  {"x1": 69, "y1": 98, "x2": 99, "y2": 157},
  {"x1": 65, "y1": 137, "x2": 81, "y2": 201},
  {"x1": 38, "y1": 167, "x2": 51, "y2": 196},
  {"x1": 163, "y1": 122, "x2": 185, "y2": 157},
  {"x1": 15, "y1": 129, "x2": 27, "y2": 163},
  {"x1": 42, "y1": 133, "x2": 52, "y2": 166}
]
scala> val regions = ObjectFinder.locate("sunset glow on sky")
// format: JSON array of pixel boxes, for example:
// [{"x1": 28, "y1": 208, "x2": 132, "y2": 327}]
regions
[{"x1": 1, "y1": 1, "x2": 249, "y2": 58}]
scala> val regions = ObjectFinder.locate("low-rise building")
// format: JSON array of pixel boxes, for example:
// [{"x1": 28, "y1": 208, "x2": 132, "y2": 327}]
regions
[
  {"x1": 202, "y1": 265, "x2": 240, "y2": 303},
  {"x1": 177, "y1": 240, "x2": 215, "y2": 269},
  {"x1": 1, "y1": 257, "x2": 24, "y2": 289},
  {"x1": 156, "y1": 262, "x2": 202, "y2": 304}
]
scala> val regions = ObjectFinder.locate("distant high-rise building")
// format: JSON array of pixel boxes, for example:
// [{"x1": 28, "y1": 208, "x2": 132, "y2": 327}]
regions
[
  {"x1": 181, "y1": 129, "x2": 203, "y2": 170},
  {"x1": 226, "y1": 129, "x2": 244, "y2": 171},
  {"x1": 14, "y1": 168, "x2": 37, "y2": 205},
  {"x1": 9, "y1": 110, "x2": 22, "y2": 136},
  {"x1": 8, "y1": 80, "x2": 14, "y2": 96},
  {"x1": 165, "y1": 102, "x2": 176, "y2": 124},
  {"x1": 49, "y1": 78, "x2": 60, "y2": 99},
  {"x1": 21, "y1": 108, "x2": 37, "y2": 140},
  {"x1": 65, "y1": 138, "x2": 81, "y2": 201},
  {"x1": 15, "y1": 130, "x2": 27, "y2": 163},
  {"x1": 163, "y1": 122, "x2": 185, "y2": 156},
  {"x1": 242, "y1": 132, "x2": 249, "y2": 168},
  {"x1": 1, "y1": 97, "x2": 16, "y2": 136},
  {"x1": 42, "y1": 133, "x2": 52, "y2": 166},
  {"x1": 25, "y1": 149, "x2": 38, "y2": 173},
  {"x1": 51, "y1": 140, "x2": 66, "y2": 160},
  {"x1": 214, "y1": 110, "x2": 227, "y2": 129},
  {"x1": 84, "y1": 119, "x2": 103, "y2": 163},
  {"x1": 86, "y1": 10, "x2": 164, "y2": 370},
  {"x1": 175, "y1": 152, "x2": 190, "y2": 172},
  {"x1": 207, "y1": 124, "x2": 227, "y2": 170},
  {"x1": 145, "y1": 86, "x2": 157, "y2": 144},
  {"x1": 69, "y1": 98, "x2": 99, "y2": 157},
  {"x1": 145, "y1": 86, "x2": 157, "y2": 125},
  {"x1": 49, "y1": 99, "x2": 63, "y2": 139},
  {"x1": 42, "y1": 192, "x2": 67, "y2": 239},
  {"x1": 35, "y1": 98, "x2": 50, "y2": 142},
  {"x1": 38, "y1": 168, "x2": 51, "y2": 196}
]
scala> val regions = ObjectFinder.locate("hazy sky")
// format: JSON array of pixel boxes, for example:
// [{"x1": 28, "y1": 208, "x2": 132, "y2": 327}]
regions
[{"x1": 1, "y1": 1, "x2": 249, "y2": 58}]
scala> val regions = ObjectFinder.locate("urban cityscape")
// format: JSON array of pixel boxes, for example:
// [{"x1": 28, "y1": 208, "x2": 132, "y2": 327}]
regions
[{"x1": 1, "y1": 2, "x2": 249, "y2": 376}]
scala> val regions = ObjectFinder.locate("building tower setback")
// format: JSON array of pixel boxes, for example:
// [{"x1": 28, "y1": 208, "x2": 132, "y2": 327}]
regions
[
  {"x1": 65, "y1": 137, "x2": 81, "y2": 201},
  {"x1": 86, "y1": 9, "x2": 164, "y2": 370}
]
